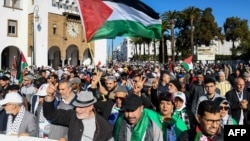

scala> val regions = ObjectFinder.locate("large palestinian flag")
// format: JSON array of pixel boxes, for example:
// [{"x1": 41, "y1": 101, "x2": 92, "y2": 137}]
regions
[{"x1": 77, "y1": 0, "x2": 162, "y2": 42}]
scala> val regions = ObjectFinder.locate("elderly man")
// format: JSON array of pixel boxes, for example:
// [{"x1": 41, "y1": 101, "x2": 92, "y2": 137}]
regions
[
  {"x1": 226, "y1": 77, "x2": 250, "y2": 125},
  {"x1": 43, "y1": 88, "x2": 113, "y2": 141},
  {"x1": 47, "y1": 79, "x2": 77, "y2": 140},
  {"x1": 215, "y1": 71, "x2": 232, "y2": 96},
  {"x1": 0, "y1": 92, "x2": 37, "y2": 136},
  {"x1": 114, "y1": 94, "x2": 163, "y2": 141}
]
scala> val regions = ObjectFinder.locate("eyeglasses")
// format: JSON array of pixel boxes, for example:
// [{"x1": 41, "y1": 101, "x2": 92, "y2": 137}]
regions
[
  {"x1": 23, "y1": 79, "x2": 29, "y2": 81},
  {"x1": 115, "y1": 97, "x2": 125, "y2": 100},
  {"x1": 220, "y1": 106, "x2": 229, "y2": 111},
  {"x1": 202, "y1": 118, "x2": 221, "y2": 125}
]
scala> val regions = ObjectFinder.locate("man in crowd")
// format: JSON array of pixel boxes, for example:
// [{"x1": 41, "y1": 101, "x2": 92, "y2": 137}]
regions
[
  {"x1": 70, "y1": 77, "x2": 83, "y2": 95},
  {"x1": 0, "y1": 92, "x2": 37, "y2": 136},
  {"x1": 177, "y1": 100, "x2": 224, "y2": 141},
  {"x1": 90, "y1": 71, "x2": 118, "y2": 101},
  {"x1": 94, "y1": 85, "x2": 128, "y2": 125},
  {"x1": 215, "y1": 71, "x2": 232, "y2": 96},
  {"x1": 43, "y1": 89, "x2": 113, "y2": 141},
  {"x1": 0, "y1": 75, "x2": 12, "y2": 133},
  {"x1": 20, "y1": 74, "x2": 37, "y2": 110},
  {"x1": 195, "y1": 77, "x2": 224, "y2": 114},
  {"x1": 47, "y1": 79, "x2": 77, "y2": 140},
  {"x1": 226, "y1": 77, "x2": 250, "y2": 125},
  {"x1": 114, "y1": 94, "x2": 163, "y2": 141}
]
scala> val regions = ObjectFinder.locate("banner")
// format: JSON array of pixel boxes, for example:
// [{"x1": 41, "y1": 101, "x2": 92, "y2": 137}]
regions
[
  {"x1": 0, "y1": 134, "x2": 56, "y2": 141},
  {"x1": 197, "y1": 47, "x2": 215, "y2": 60}
]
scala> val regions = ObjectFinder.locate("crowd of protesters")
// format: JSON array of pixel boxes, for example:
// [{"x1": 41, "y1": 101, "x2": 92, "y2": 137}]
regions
[{"x1": 0, "y1": 61, "x2": 250, "y2": 141}]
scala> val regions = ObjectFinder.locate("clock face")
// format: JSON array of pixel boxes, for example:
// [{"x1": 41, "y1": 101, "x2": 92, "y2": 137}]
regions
[{"x1": 67, "y1": 22, "x2": 79, "y2": 38}]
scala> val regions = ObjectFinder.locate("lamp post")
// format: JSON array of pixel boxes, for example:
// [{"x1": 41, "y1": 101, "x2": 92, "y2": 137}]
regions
[{"x1": 33, "y1": 5, "x2": 39, "y2": 65}]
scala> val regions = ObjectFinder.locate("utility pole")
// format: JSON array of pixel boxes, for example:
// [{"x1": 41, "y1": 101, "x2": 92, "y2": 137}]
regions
[{"x1": 111, "y1": 39, "x2": 113, "y2": 65}]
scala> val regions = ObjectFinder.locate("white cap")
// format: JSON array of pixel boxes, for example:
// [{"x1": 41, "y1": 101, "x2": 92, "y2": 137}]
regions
[
  {"x1": 173, "y1": 92, "x2": 186, "y2": 103},
  {"x1": 0, "y1": 92, "x2": 23, "y2": 105},
  {"x1": 35, "y1": 84, "x2": 48, "y2": 96}
]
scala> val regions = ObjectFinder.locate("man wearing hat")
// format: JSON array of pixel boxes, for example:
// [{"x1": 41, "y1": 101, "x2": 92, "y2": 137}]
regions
[
  {"x1": 114, "y1": 94, "x2": 163, "y2": 141},
  {"x1": 0, "y1": 75, "x2": 11, "y2": 133},
  {"x1": 70, "y1": 77, "x2": 84, "y2": 95},
  {"x1": 91, "y1": 71, "x2": 118, "y2": 101},
  {"x1": 43, "y1": 89, "x2": 113, "y2": 141},
  {"x1": 0, "y1": 92, "x2": 37, "y2": 136},
  {"x1": 94, "y1": 85, "x2": 128, "y2": 125},
  {"x1": 0, "y1": 75, "x2": 11, "y2": 99}
]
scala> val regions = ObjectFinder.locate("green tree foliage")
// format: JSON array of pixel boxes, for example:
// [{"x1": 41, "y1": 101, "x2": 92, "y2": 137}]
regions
[{"x1": 161, "y1": 10, "x2": 180, "y2": 64}]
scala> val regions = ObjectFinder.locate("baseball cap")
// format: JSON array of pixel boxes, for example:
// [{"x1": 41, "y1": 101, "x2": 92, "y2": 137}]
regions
[
  {"x1": 0, "y1": 75, "x2": 10, "y2": 81},
  {"x1": 121, "y1": 94, "x2": 143, "y2": 111},
  {"x1": 173, "y1": 92, "x2": 186, "y2": 102}
]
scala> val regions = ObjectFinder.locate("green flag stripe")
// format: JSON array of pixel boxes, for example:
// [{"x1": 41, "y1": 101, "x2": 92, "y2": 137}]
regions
[{"x1": 91, "y1": 20, "x2": 161, "y2": 41}]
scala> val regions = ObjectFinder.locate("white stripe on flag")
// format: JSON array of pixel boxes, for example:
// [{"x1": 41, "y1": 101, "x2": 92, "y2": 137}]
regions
[{"x1": 104, "y1": 1, "x2": 161, "y2": 26}]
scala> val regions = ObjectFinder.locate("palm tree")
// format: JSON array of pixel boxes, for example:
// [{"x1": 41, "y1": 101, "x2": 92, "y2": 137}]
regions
[
  {"x1": 130, "y1": 37, "x2": 143, "y2": 62},
  {"x1": 160, "y1": 15, "x2": 170, "y2": 64},
  {"x1": 142, "y1": 38, "x2": 152, "y2": 62},
  {"x1": 161, "y1": 10, "x2": 179, "y2": 64},
  {"x1": 182, "y1": 7, "x2": 201, "y2": 59}
]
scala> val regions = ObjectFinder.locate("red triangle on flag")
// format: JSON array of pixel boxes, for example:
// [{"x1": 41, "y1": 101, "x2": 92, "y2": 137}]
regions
[
  {"x1": 78, "y1": 0, "x2": 113, "y2": 42},
  {"x1": 184, "y1": 55, "x2": 193, "y2": 64},
  {"x1": 21, "y1": 53, "x2": 27, "y2": 63}
]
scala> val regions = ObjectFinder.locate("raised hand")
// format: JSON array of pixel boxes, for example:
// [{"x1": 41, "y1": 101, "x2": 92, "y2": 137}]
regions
[
  {"x1": 132, "y1": 76, "x2": 146, "y2": 96},
  {"x1": 45, "y1": 82, "x2": 56, "y2": 102},
  {"x1": 91, "y1": 70, "x2": 102, "y2": 88}
]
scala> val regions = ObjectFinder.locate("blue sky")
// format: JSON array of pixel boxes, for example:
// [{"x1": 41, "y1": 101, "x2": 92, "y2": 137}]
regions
[{"x1": 110, "y1": 0, "x2": 250, "y2": 50}]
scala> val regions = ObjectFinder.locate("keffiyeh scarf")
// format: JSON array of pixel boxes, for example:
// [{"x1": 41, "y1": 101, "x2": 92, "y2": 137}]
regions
[
  {"x1": 6, "y1": 105, "x2": 25, "y2": 135},
  {"x1": 194, "y1": 126, "x2": 214, "y2": 141}
]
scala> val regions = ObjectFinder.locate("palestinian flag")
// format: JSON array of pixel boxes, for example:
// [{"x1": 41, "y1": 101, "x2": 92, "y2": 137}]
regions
[
  {"x1": 17, "y1": 52, "x2": 28, "y2": 82},
  {"x1": 77, "y1": 0, "x2": 162, "y2": 42},
  {"x1": 181, "y1": 55, "x2": 193, "y2": 72}
]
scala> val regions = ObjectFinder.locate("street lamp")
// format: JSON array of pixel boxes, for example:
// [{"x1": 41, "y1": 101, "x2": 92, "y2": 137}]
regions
[{"x1": 33, "y1": 5, "x2": 39, "y2": 65}]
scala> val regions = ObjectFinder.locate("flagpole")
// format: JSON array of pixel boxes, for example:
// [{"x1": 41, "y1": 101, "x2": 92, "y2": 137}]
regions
[{"x1": 111, "y1": 39, "x2": 113, "y2": 65}]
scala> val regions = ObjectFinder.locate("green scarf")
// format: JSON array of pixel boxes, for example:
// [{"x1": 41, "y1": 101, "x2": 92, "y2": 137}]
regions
[
  {"x1": 173, "y1": 108, "x2": 186, "y2": 119},
  {"x1": 114, "y1": 108, "x2": 161, "y2": 141},
  {"x1": 162, "y1": 114, "x2": 188, "y2": 141}
]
